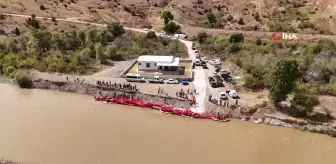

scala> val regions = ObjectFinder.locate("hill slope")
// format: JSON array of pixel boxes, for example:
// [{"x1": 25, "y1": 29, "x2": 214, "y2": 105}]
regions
[{"x1": 0, "y1": 0, "x2": 336, "y2": 34}]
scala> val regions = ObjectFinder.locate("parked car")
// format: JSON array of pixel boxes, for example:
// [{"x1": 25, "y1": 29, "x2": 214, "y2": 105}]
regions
[
  {"x1": 166, "y1": 79, "x2": 179, "y2": 84},
  {"x1": 202, "y1": 64, "x2": 208, "y2": 69},
  {"x1": 228, "y1": 90, "x2": 239, "y2": 98},
  {"x1": 194, "y1": 50, "x2": 198, "y2": 53},
  {"x1": 192, "y1": 46, "x2": 196, "y2": 50},
  {"x1": 217, "y1": 92, "x2": 228, "y2": 100},
  {"x1": 147, "y1": 76, "x2": 164, "y2": 83},
  {"x1": 182, "y1": 80, "x2": 189, "y2": 85}
]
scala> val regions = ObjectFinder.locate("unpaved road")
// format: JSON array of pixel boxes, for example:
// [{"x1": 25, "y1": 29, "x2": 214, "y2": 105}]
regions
[{"x1": 2, "y1": 12, "x2": 336, "y2": 42}]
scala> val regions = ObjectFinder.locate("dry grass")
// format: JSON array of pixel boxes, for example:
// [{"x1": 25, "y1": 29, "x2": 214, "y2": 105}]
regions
[{"x1": 1, "y1": 0, "x2": 336, "y2": 37}]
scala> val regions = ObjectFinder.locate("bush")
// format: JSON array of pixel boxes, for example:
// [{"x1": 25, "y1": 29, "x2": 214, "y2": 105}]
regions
[
  {"x1": 229, "y1": 44, "x2": 241, "y2": 53},
  {"x1": 40, "y1": 5, "x2": 46, "y2": 10},
  {"x1": 290, "y1": 88, "x2": 320, "y2": 117},
  {"x1": 163, "y1": 22, "x2": 180, "y2": 34},
  {"x1": 237, "y1": 18, "x2": 244, "y2": 25},
  {"x1": 14, "y1": 70, "x2": 33, "y2": 88},
  {"x1": 4, "y1": 66, "x2": 15, "y2": 76},
  {"x1": 146, "y1": 31, "x2": 157, "y2": 39},
  {"x1": 244, "y1": 74, "x2": 265, "y2": 90},
  {"x1": 229, "y1": 33, "x2": 244, "y2": 43}
]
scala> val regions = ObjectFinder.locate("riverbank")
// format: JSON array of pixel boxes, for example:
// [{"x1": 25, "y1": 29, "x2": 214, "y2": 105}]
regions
[
  {"x1": 205, "y1": 100, "x2": 336, "y2": 137},
  {"x1": 2, "y1": 75, "x2": 336, "y2": 137},
  {"x1": 0, "y1": 158, "x2": 22, "y2": 164}
]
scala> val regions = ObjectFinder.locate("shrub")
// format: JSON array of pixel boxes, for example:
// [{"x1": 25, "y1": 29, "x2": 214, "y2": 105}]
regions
[
  {"x1": 229, "y1": 33, "x2": 244, "y2": 43},
  {"x1": 229, "y1": 44, "x2": 241, "y2": 53},
  {"x1": 40, "y1": 5, "x2": 46, "y2": 10},
  {"x1": 237, "y1": 18, "x2": 244, "y2": 25},
  {"x1": 206, "y1": 12, "x2": 217, "y2": 24},
  {"x1": 4, "y1": 66, "x2": 15, "y2": 76},
  {"x1": 14, "y1": 70, "x2": 33, "y2": 88},
  {"x1": 256, "y1": 38, "x2": 262, "y2": 45},
  {"x1": 146, "y1": 31, "x2": 157, "y2": 39},
  {"x1": 290, "y1": 88, "x2": 319, "y2": 117},
  {"x1": 163, "y1": 22, "x2": 180, "y2": 34},
  {"x1": 227, "y1": 15, "x2": 233, "y2": 21}
]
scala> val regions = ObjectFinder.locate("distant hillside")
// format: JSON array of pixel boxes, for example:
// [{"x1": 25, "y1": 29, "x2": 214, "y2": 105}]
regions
[{"x1": 0, "y1": 0, "x2": 336, "y2": 34}]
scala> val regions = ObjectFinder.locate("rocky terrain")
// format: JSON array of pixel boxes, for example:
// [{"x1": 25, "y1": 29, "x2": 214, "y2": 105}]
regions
[{"x1": 1, "y1": 0, "x2": 336, "y2": 36}]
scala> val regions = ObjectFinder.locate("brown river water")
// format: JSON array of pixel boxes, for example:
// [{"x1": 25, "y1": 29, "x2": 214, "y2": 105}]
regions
[{"x1": 0, "y1": 83, "x2": 336, "y2": 164}]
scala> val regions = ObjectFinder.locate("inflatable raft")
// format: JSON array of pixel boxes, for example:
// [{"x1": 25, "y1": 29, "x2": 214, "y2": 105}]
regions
[{"x1": 94, "y1": 96, "x2": 230, "y2": 122}]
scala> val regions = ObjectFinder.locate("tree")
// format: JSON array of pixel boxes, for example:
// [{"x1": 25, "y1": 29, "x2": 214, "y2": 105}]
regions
[
  {"x1": 95, "y1": 43, "x2": 105, "y2": 62},
  {"x1": 78, "y1": 48, "x2": 92, "y2": 65},
  {"x1": 31, "y1": 30, "x2": 52, "y2": 53},
  {"x1": 206, "y1": 12, "x2": 217, "y2": 24},
  {"x1": 160, "y1": 9, "x2": 174, "y2": 25},
  {"x1": 290, "y1": 88, "x2": 319, "y2": 117},
  {"x1": 107, "y1": 22, "x2": 125, "y2": 37},
  {"x1": 77, "y1": 30, "x2": 86, "y2": 46},
  {"x1": 163, "y1": 22, "x2": 180, "y2": 34},
  {"x1": 105, "y1": 44, "x2": 118, "y2": 58},
  {"x1": 197, "y1": 32, "x2": 208, "y2": 44},
  {"x1": 14, "y1": 70, "x2": 33, "y2": 88},
  {"x1": 146, "y1": 31, "x2": 157, "y2": 39},
  {"x1": 269, "y1": 59, "x2": 300, "y2": 104},
  {"x1": 229, "y1": 33, "x2": 244, "y2": 43},
  {"x1": 85, "y1": 28, "x2": 97, "y2": 44}
]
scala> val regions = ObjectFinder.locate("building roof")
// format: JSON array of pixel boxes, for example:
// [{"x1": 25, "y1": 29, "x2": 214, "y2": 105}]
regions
[
  {"x1": 137, "y1": 55, "x2": 175, "y2": 63},
  {"x1": 157, "y1": 57, "x2": 179, "y2": 66}
]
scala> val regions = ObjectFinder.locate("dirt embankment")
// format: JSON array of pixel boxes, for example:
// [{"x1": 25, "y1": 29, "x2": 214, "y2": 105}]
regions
[
  {"x1": 0, "y1": 158, "x2": 22, "y2": 164},
  {"x1": 32, "y1": 78, "x2": 190, "y2": 109}
]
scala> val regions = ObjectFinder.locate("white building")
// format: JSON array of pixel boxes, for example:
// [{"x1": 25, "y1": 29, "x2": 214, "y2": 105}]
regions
[{"x1": 137, "y1": 55, "x2": 180, "y2": 71}]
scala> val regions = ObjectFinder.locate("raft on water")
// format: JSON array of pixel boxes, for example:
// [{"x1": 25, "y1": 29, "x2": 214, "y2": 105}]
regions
[{"x1": 94, "y1": 96, "x2": 230, "y2": 122}]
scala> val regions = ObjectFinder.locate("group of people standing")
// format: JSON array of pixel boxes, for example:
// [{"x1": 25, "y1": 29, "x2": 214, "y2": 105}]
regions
[{"x1": 96, "y1": 80, "x2": 138, "y2": 91}]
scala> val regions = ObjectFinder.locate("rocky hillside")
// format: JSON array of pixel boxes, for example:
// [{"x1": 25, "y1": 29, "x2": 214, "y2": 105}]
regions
[{"x1": 0, "y1": 0, "x2": 336, "y2": 34}]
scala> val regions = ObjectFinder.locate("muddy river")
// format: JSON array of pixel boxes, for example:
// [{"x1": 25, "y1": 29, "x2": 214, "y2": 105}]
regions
[{"x1": 0, "y1": 83, "x2": 335, "y2": 164}]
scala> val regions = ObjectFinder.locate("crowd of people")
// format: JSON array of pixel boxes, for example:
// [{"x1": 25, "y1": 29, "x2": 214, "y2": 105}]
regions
[{"x1": 96, "y1": 80, "x2": 138, "y2": 91}]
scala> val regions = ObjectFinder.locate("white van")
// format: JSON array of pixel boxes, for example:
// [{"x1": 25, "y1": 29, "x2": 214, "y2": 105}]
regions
[{"x1": 125, "y1": 73, "x2": 145, "y2": 82}]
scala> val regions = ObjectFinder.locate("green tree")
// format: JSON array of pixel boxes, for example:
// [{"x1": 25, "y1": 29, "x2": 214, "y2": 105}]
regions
[
  {"x1": 105, "y1": 44, "x2": 118, "y2": 58},
  {"x1": 269, "y1": 59, "x2": 300, "y2": 104},
  {"x1": 95, "y1": 43, "x2": 105, "y2": 62},
  {"x1": 163, "y1": 22, "x2": 180, "y2": 34},
  {"x1": 206, "y1": 12, "x2": 217, "y2": 24},
  {"x1": 14, "y1": 70, "x2": 33, "y2": 88},
  {"x1": 77, "y1": 30, "x2": 86, "y2": 46},
  {"x1": 290, "y1": 88, "x2": 320, "y2": 117},
  {"x1": 197, "y1": 32, "x2": 208, "y2": 44},
  {"x1": 78, "y1": 48, "x2": 92, "y2": 65},
  {"x1": 160, "y1": 9, "x2": 174, "y2": 25},
  {"x1": 31, "y1": 30, "x2": 52, "y2": 53},
  {"x1": 86, "y1": 28, "x2": 97, "y2": 44},
  {"x1": 107, "y1": 22, "x2": 125, "y2": 37}
]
